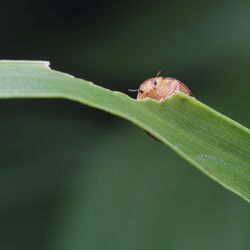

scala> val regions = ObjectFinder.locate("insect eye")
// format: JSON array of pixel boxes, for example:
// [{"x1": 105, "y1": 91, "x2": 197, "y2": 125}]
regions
[
  {"x1": 152, "y1": 79, "x2": 157, "y2": 85},
  {"x1": 139, "y1": 89, "x2": 144, "y2": 93}
]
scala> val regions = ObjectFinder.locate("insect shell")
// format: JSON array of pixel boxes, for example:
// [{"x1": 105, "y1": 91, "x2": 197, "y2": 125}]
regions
[{"x1": 129, "y1": 72, "x2": 192, "y2": 102}]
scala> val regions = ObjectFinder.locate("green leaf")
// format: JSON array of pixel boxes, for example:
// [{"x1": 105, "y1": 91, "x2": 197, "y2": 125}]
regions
[{"x1": 0, "y1": 60, "x2": 249, "y2": 202}]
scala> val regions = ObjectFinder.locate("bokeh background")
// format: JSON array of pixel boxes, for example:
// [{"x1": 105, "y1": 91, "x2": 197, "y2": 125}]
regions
[{"x1": 0, "y1": 1, "x2": 250, "y2": 249}]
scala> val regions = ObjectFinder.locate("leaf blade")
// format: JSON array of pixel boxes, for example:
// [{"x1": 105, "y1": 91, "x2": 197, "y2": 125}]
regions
[{"x1": 0, "y1": 61, "x2": 249, "y2": 202}]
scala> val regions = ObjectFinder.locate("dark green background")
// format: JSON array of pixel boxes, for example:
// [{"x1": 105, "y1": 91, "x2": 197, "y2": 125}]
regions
[{"x1": 0, "y1": 1, "x2": 249, "y2": 249}]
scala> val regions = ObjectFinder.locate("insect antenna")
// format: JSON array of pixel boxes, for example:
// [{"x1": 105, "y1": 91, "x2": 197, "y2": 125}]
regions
[
  {"x1": 155, "y1": 70, "x2": 161, "y2": 77},
  {"x1": 128, "y1": 88, "x2": 139, "y2": 92}
]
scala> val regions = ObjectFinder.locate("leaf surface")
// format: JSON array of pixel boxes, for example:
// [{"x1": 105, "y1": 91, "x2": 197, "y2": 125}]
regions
[{"x1": 0, "y1": 61, "x2": 249, "y2": 202}]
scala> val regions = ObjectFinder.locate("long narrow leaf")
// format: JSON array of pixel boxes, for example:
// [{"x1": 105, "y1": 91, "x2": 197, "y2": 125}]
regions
[{"x1": 0, "y1": 61, "x2": 249, "y2": 202}]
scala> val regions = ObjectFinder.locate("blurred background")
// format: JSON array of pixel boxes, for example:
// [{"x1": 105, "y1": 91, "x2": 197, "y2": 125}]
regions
[{"x1": 0, "y1": 0, "x2": 249, "y2": 249}]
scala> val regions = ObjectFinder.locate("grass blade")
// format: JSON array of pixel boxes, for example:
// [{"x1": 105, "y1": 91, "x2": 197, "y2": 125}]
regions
[{"x1": 0, "y1": 61, "x2": 249, "y2": 202}]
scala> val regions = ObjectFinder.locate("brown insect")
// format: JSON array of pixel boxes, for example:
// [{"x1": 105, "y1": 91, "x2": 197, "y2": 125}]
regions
[{"x1": 129, "y1": 71, "x2": 192, "y2": 101}]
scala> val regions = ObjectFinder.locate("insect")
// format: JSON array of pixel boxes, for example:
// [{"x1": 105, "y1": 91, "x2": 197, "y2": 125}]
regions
[{"x1": 129, "y1": 71, "x2": 192, "y2": 101}]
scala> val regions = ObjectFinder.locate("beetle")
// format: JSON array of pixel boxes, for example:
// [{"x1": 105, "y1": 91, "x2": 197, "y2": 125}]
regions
[{"x1": 129, "y1": 71, "x2": 192, "y2": 101}]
